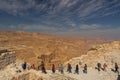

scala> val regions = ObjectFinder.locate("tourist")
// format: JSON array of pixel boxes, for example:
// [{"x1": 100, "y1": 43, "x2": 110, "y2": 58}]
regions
[
  {"x1": 97, "y1": 63, "x2": 101, "y2": 72},
  {"x1": 52, "y1": 64, "x2": 55, "y2": 73},
  {"x1": 67, "y1": 63, "x2": 72, "y2": 73},
  {"x1": 22, "y1": 62, "x2": 27, "y2": 71},
  {"x1": 60, "y1": 64, "x2": 64, "y2": 74},
  {"x1": 40, "y1": 61, "x2": 47, "y2": 74},
  {"x1": 31, "y1": 64, "x2": 36, "y2": 70},
  {"x1": 58, "y1": 63, "x2": 64, "y2": 74},
  {"x1": 42, "y1": 66, "x2": 47, "y2": 74},
  {"x1": 83, "y1": 64, "x2": 87, "y2": 74},
  {"x1": 58, "y1": 63, "x2": 61, "y2": 72},
  {"x1": 103, "y1": 63, "x2": 107, "y2": 71},
  {"x1": 75, "y1": 64, "x2": 79, "y2": 74},
  {"x1": 115, "y1": 63, "x2": 119, "y2": 73}
]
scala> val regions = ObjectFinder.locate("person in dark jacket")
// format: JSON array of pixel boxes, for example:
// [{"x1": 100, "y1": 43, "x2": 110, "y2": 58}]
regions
[
  {"x1": 40, "y1": 61, "x2": 47, "y2": 74},
  {"x1": 52, "y1": 64, "x2": 55, "y2": 73},
  {"x1": 75, "y1": 64, "x2": 79, "y2": 74},
  {"x1": 22, "y1": 62, "x2": 27, "y2": 70},
  {"x1": 67, "y1": 63, "x2": 72, "y2": 73},
  {"x1": 97, "y1": 63, "x2": 101, "y2": 72},
  {"x1": 83, "y1": 64, "x2": 87, "y2": 74},
  {"x1": 115, "y1": 63, "x2": 119, "y2": 73}
]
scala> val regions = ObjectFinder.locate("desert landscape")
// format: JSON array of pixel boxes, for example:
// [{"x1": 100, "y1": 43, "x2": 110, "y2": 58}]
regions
[
  {"x1": 0, "y1": 0, "x2": 120, "y2": 80},
  {"x1": 0, "y1": 30, "x2": 120, "y2": 80},
  {"x1": 0, "y1": 30, "x2": 110, "y2": 69}
]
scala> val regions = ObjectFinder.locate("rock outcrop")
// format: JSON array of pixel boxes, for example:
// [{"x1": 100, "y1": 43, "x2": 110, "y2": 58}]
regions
[
  {"x1": 0, "y1": 48, "x2": 16, "y2": 70},
  {"x1": 65, "y1": 41, "x2": 120, "y2": 68}
]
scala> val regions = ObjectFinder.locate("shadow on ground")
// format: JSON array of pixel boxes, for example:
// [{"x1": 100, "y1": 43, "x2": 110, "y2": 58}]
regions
[{"x1": 117, "y1": 75, "x2": 120, "y2": 80}]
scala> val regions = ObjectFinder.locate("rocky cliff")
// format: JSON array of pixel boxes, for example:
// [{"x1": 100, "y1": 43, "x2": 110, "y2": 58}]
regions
[
  {"x1": 0, "y1": 48, "x2": 16, "y2": 70},
  {"x1": 66, "y1": 41, "x2": 120, "y2": 68}
]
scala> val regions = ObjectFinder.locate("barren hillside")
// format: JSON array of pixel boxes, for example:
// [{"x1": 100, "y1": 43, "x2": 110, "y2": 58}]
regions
[
  {"x1": 0, "y1": 30, "x2": 110, "y2": 69},
  {"x1": 66, "y1": 41, "x2": 120, "y2": 68}
]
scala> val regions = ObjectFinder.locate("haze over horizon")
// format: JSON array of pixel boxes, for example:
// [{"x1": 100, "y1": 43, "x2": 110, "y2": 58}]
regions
[{"x1": 0, "y1": 0, "x2": 120, "y2": 39}]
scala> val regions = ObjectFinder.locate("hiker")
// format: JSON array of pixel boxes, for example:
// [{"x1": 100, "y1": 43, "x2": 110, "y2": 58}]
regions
[
  {"x1": 67, "y1": 63, "x2": 72, "y2": 73},
  {"x1": 58, "y1": 63, "x2": 61, "y2": 72},
  {"x1": 31, "y1": 64, "x2": 36, "y2": 70},
  {"x1": 75, "y1": 64, "x2": 79, "y2": 74},
  {"x1": 58, "y1": 63, "x2": 64, "y2": 74},
  {"x1": 83, "y1": 64, "x2": 87, "y2": 74},
  {"x1": 97, "y1": 63, "x2": 101, "y2": 72},
  {"x1": 22, "y1": 62, "x2": 27, "y2": 71},
  {"x1": 60, "y1": 64, "x2": 64, "y2": 74},
  {"x1": 115, "y1": 63, "x2": 119, "y2": 73},
  {"x1": 52, "y1": 64, "x2": 55, "y2": 73},
  {"x1": 40, "y1": 61, "x2": 47, "y2": 74},
  {"x1": 40, "y1": 61, "x2": 44, "y2": 70},
  {"x1": 42, "y1": 66, "x2": 47, "y2": 74},
  {"x1": 103, "y1": 63, "x2": 107, "y2": 71}
]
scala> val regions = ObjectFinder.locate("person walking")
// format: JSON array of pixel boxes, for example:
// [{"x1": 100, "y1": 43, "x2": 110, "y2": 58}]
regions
[
  {"x1": 40, "y1": 61, "x2": 47, "y2": 74},
  {"x1": 58, "y1": 63, "x2": 64, "y2": 74},
  {"x1": 83, "y1": 64, "x2": 87, "y2": 74},
  {"x1": 97, "y1": 63, "x2": 101, "y2": 72},
  {"x1": 31, "y1": 64, "x2": 36, "y2": 70},
  {"x1": 60, "y1": 64, "x2": 64, "y2": 74},
  {"x1": 58, "y1": 63, "x2": 61, "y2": 72},
  {"x1": 75, "y1": 64, "x2": 79, "y2": 74},
  {"x1": 67, "y1": 63, "x2": 72, "y2": 73},
  {"x1": 52, "y1": 64, "x2": 55, "y2": 73},
  {"x1": 115, "y1": 63, "x2": 119, "y2": 73},
  {"x1": 103, "y1": 63, "x2": 107, "y2": 71},
  {"x1": 22, "y1": 62, "x2": 27, "y2": 71}
]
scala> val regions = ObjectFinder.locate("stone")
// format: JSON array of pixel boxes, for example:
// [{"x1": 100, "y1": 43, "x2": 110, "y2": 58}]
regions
[{"x1": 0, "y1": 48, "x2": 16, "y2": 70}]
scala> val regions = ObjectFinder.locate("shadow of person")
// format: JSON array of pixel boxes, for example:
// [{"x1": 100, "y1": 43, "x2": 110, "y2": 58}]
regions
[
  {"x1": 111, "y1": 68, "x2": 115, "y2": 72},
  {"x1": 117, "y1": 75, "x2": 120, "y2": 80}
]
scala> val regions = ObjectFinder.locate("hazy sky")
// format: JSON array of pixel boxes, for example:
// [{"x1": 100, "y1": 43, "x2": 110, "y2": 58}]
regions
[{"x1": 0, "y1": 0, "x2": 120, "y2": 39}]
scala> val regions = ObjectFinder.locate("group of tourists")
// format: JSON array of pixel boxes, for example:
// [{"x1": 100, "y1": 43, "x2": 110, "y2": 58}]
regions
[
  {"x1": 22, "y1": 61, "x2": 119, "y2": 75},
  {"x1": 96, "y1": 62, "x2": 119, "y2": 73},
  {"x1": 97, "y1": 63, "x2": 107, "y2": 72},
  {"x1": 21, "y1": 61, "x2": 88, "y2": 74},
  {"x1": 22, "y1": 61, "x2": 47, "y2": 73},
  {"x1": 66, "y1": 63, "x2": 87, "y2": 74}
]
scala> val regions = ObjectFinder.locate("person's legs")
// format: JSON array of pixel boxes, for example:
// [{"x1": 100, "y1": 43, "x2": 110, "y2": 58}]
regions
[
  {"x1": 85, "y1": 69, "x2": 87, "y2": 74},
  {"x1": 68, "y1": 69, "x2": 70, "y2": 73},
  {"x1": 70, "y1": 69, "x2": 72, "y2": 73},
  {"x1": 77, "y1": 70, "x2": 79, "y2": 74},
  {"x1": 115, "y1": 67, "x2": 117, "y2": 72},
  {"x1": 98, "y1": 67, "x2": 100, "y2": 72},
  {"x1": 53, "y1": 69, "x2": 55, "y2": 73}
]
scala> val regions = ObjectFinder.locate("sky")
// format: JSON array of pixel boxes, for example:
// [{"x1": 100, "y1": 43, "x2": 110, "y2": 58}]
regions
[{"x1": 0, "y1": 0, "x2": 120, "y2": 39}]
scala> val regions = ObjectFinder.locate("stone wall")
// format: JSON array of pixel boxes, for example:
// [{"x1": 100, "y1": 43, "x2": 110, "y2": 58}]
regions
[{"x1": 0, "y1": 48, "x2": 16, "y2": 70}]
